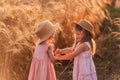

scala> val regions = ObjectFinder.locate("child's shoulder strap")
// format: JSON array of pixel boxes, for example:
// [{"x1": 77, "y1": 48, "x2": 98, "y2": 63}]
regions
[{"x1": 84, "y1": 42, "x2": 91, "y2": 49}]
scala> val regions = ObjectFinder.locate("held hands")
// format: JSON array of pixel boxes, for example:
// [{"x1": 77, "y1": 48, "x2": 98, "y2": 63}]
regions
[
  {"x1": 55, "y1": 49, "x2": 61, "y2": 54},
  {"x1": 54, "y1": 49, "x2": 62, "y2": 60},
  {"x1": 54, "y1": 48, "x2": 74, "y2": 60}
]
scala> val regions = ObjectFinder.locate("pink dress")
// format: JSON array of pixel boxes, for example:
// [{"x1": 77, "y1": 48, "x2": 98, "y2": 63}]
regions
[
  {"x1": 73, "y1": 42, "x2": 97, "y2": 80},
  {"x1": 28, "y1": 42, "x2": 56, "y2": 80}
]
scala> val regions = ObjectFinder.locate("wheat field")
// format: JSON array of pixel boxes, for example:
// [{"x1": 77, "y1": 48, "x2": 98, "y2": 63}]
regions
[{"x1": 0, "y1": 0, "x2": 120, "y2": 80}]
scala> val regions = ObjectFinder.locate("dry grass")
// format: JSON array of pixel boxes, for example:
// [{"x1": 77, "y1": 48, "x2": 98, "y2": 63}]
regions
[{"x1": 0, "y1": 0, "x2": 116, "y2": 80}]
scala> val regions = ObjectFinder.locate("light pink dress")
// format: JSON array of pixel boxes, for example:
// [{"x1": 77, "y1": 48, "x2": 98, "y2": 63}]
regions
[
  {"x1": 28, "y1": 42, "x2": 56, "y2": 80},
  {"x1": 73, "y1": 42, "x2": 97, "y2": 80}
]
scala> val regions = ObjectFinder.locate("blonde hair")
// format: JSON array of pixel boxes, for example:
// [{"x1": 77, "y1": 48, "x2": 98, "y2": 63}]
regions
[{"x1": 90, "y1": 39, "x2": 96, "y2": 56}]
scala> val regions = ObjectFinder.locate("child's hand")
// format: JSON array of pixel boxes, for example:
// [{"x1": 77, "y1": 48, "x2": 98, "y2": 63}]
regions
[
  {"x1": 54, "y1": 54, "x2": 61, "y2": 60},
  {"x1": 55, "y1": 49, "x2": 61, "y2": 54}
]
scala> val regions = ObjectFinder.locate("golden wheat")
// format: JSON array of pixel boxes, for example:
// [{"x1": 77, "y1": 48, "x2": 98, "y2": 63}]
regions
[{"x1": 0, "y1": 0, "x2": 113, "y2": 80}]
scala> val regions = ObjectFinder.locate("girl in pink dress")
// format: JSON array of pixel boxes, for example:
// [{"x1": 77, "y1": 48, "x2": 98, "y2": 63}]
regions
[
  {"x1": 28, "y1": 20, "x2": 59, "y2": 80},
  {"x1": 55, "y1": 20, "x2": 97, "y2": 80}
]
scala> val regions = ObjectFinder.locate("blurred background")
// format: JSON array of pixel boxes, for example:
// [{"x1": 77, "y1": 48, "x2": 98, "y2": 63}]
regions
[{"x1": 0, "y1": 0, "x2": 120, "y2": 80}]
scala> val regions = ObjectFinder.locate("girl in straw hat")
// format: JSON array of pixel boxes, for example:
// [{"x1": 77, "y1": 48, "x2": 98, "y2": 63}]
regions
[
  {"x1": 28, "y1": 20, "x2": 59, "y2": 80},
  {"x1": 55, "y1": 20, "x2": 97, "y2": 80}
]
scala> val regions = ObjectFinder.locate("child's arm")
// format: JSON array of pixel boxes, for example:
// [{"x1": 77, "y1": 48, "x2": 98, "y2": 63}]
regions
[
  {"x1": 61, "y1": 47, "x2": 74, "y2": 53},
  {"x1": 47, "y1": 46, "x2": 55, "y2": 63},
  {"x1": 55, "y1": 43, "x2": 87, "y2": 60},
  {"x1": 55, "y1": 47, "x2": 74, "y2": 55}
]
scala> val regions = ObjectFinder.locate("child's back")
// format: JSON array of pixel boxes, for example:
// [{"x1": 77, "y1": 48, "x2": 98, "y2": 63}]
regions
[
  {"x1": 34, "y1": 43, "x2": 50, "y2": 61},
  {"x1": 28, "y1": 20, "x2": 59, "y2": 80},
  {"x1": 28, "y1": 42, "x2": 56, "y2": 80}
]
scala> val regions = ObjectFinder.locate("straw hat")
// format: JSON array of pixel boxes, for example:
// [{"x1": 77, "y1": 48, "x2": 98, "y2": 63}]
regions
[
  {"x1": 74, "y1": 19, "x2": 95, "y2": 38},
  {"x1": 34, "y1": 20, "x2": 59, "y2": 43}
]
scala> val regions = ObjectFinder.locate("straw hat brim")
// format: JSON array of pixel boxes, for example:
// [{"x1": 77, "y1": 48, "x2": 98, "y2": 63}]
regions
[
  {"x1": 73, "y1": 22, "x2": 95, "y2": 38},
  {"x1": 36, "y1": 23, "x2": 59, "y2": 44}
]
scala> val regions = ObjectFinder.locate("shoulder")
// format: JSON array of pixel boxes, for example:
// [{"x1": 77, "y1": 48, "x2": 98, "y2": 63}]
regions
[
  {"x1": 48, "y1": 43, "x2": 54, "y2": 51},
  {"x1": 47, "y1": 43, "x2": 53, "y2": 48},
  {"x1": 35, "y1": 43, "x2": 40, "y2": 48},
  {"x1": 84, "y1": 42, "x2": 91, "y2": 50},
  {"x1": 76, "y1": 42, "x2": 89, "y2": 51}
]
